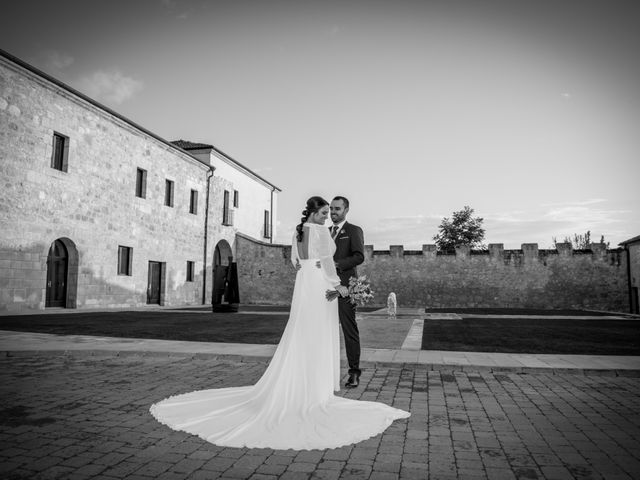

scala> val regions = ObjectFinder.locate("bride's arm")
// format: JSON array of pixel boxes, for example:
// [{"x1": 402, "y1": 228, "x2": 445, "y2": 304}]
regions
[
  {"x1": 290, "y1": 232, "x2": 300, "y2": 269},
  {"x1": 314, "y1": 226, "x2": 342, "y2": 286}
]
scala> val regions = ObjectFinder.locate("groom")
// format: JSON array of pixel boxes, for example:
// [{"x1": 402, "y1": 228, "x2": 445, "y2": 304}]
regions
[{"x1": 330, "y1": 196, "x2": 365, "y2": 388}]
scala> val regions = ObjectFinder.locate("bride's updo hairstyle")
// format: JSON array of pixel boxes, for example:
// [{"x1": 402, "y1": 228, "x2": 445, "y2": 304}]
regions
[{"x1": 296, "y1": 196, "x2": 329, "y2": 242}]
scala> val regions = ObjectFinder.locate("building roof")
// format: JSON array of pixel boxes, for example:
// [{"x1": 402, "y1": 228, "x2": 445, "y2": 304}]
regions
[
  {"x1": 171, "y1": 140, "x2": 215, "y2": 150},
  {"x1": 619, "y1": 235, "x2": 640, "y2": 246},
  {"x1": 1, "y1": 48, "x2": 281, "y2": 194},
  {"x1": 171, "y1": 139, "x2": 281, "y2": 192}
]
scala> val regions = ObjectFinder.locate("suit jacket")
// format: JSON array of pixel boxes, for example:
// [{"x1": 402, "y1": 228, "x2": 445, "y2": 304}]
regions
[{"x1": 332, "y1": 221, "x2": 365, "y2": 286}]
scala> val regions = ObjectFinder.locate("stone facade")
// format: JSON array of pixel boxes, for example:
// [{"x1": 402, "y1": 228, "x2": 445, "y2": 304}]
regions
[
  {"x1": 0, "y1": 51, "x2": 278, "y2": 313},
  {"x1": 620, "y1": 235, "x2": 640, "y2": 313},
  {"x1": 236, "y1": 235, "x2": 630, "y2": 312}
]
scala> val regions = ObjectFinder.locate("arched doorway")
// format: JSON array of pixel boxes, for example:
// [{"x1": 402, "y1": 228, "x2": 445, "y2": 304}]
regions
[
  {"x1": 213, "y1": 240, "x2": 233, "y2": 268},
  {"x1": 45, "y1": 238, "x2": 79, "y2": 308},
  {"x1": 212, "y1": 240, "x2": 239, "y2": 312},
  {"x1": 46, "y1": 240, "x2": 68, "y2": 307}
]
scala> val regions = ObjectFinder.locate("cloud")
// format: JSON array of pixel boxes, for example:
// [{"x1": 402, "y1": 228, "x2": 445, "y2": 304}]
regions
[
  {"x1": 541, "y1": 198, "x2": 607, "y2": 207},
  {"x1": 483, "y1": 202, "x2": 631, "y2": 247},
  {"x1": 543, "y1": 205, "x2": 629, "y2": 225},
  {"x1": 483, "y1": 211, "x2": 527, "y2": 223},
  {"x1": 29, "y1": 50, "x2": 74, "y2": 73},
  {"x1": 366, "y1": 214, "x2": 442, "y2": 249},
  {"x1": 45, "y1": 50, "x2": 74, "y2": 71},
  {"x1": 276, "y1": 201, "x2": 636, "y2": 250},
  {"x1": 75, "y1": 71, "x2": 143, "y2": 105},
  {"x1": 160, "y1": 0, "x2": 190, "y2": 19},
  {"x1": 361, "y1": 201, "x2": 632, "y2": 249}
]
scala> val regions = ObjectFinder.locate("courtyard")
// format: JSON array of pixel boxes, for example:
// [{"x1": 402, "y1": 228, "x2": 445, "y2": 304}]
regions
[
  {"x1": 1, "y1": 350, "x2": 640, "y2": 480},
  {"x1": 1, "y1": 306, "x2": 639, "y2": 479}
]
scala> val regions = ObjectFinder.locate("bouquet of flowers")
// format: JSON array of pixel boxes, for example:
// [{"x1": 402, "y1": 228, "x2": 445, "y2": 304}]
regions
[
  {"x1": 326, "y1": 275, "x2": 374, "y2": 306},
  {"x1": 346, "y1": 275, "x2": 375, "y2": 306}
]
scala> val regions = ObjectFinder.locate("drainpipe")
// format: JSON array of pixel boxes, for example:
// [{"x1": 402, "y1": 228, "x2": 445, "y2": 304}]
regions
[
  {"x1": 625, "y1": 245, "x2": 632, "y2": 313},
  {"x1": 203, "y1": 166, "x2": 215, "y2": 304},
  {"x1": 270, "y1": 187, "x2": 275, "y2": 244}
]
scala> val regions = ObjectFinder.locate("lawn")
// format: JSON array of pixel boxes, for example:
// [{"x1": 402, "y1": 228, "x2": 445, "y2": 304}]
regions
[
  {"x1": 2, "y1": 306, "x2": 638, "y2": 355},
  {"x1": 424, "y1": 307, "x2": 620, "y2": 316},
  {"x1": 0, "y1": 310, "x2": 290, "y2": 344},
  {"x1": 421, "y1": 317, "x2": 640, "y2": 355}
]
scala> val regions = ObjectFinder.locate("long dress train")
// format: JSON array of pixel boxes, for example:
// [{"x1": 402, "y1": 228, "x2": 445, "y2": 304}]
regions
[{"x1": 149, "y1": 222, "x2": 410, "y2": 450}]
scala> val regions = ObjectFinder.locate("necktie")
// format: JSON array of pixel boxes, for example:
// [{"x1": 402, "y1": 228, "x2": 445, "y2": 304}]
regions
[{"x1": 331, "y1": 226, "x2": 338, "y2": 239}]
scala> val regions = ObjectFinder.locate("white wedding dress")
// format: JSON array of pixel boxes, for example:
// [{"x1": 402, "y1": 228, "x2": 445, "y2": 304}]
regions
[{"x1": 150, "y1": 222, "x2": 410, "y2": 450}]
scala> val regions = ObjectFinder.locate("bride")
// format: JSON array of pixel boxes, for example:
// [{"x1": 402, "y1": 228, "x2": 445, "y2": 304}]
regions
[{"x1": 150, "y1": 196, "x2": 410, "y2": 450}]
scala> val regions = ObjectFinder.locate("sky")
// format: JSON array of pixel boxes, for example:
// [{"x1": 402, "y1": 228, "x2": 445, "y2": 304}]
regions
[{"x1": 2, "y1": 0, "x2": 639, "y2": 249}]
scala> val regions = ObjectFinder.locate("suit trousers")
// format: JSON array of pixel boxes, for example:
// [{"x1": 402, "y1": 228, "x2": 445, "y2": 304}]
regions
[{"x1": 338, "y1": 296, "x2": 361, "y2": 375}]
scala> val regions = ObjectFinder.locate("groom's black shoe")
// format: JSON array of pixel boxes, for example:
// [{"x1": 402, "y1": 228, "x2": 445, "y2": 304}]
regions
[{"x1": 345, "y1": 373, "x2": 360, "y2": 388}]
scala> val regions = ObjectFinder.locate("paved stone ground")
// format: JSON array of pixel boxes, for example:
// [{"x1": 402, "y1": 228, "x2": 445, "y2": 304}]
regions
[{"x1": 2, "y1": 352, "x2": 640, "y2": 480}]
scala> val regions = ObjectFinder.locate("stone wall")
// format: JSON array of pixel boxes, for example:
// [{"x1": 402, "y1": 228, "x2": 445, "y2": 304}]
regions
[
  {"x1": 236, "y1": 233, "x2": 295, "y2": 305},
  {"x1": 235, "y1": 235, "x2": 629, "y2": 312},
  {"x1": 1, "y1": 54, "x2": 210, "y2": 312},
  {"x1": 623, "y1": 241, "x2": 640, "y2": 313}
]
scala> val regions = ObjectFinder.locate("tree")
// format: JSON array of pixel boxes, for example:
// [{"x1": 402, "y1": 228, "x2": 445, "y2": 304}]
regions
[
  {"x1": 552, "y1": 230, "x2": 610, "y2": 249},
  {"x1": 433, "y1": 206, "x2": 486, "y2": 252}
]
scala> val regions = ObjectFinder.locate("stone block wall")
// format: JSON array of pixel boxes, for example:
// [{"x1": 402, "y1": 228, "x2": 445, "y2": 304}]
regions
[
  {"x1": 0, "y1": 55, "x2": 211, "y2": 312},
  {"x1": 235, "y1": 235, "x2": 629, "y2": 312},
  {"x1": 623, "y1": 241, "x2": 640, "y2": 312},
  {"x1": 236, "y1": 233, "x2": 296, "y2": 305},
  {"x1": 361, "y1": 243, "x2": 626, "y2": 311}
]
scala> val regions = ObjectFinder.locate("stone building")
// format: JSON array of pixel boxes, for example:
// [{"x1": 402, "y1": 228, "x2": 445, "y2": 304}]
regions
[
  {"x1": 620, "y1": 235, "x2": 640, "y2": 314},
  {"x1": 0, "y1": 49, "x2": 279, "y2": 313}
]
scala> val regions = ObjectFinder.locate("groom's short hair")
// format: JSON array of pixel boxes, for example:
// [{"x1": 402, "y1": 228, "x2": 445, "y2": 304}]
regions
[{"x1": 333, "y1": 196, "x2": 350, "y2": 209}]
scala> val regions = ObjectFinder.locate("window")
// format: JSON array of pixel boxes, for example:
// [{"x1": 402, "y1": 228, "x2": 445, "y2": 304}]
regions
[
  {"x1": 51, "y1": 132, "x2": 69, "y2": 172},
  {"x1": 264, "y1": 210, "x2": 271, "y2": 238},
  {"x1": 233, "y1": 190, "x2": 239, "y2": 208},
  {"x1": 186, "y1": 261, "x2": 195, "y2": 282},
  {"x1": 222, "y1": 190, "x2": 234, "y2": 225},
  {"x1": 118, "y1": 246, "x2": 133, "y2": 276},
  {"x1": 164, "y1": 180, "x2": 174, "y2": 207},
  {"x1": 189, "y1": 189, "x2": 198, "y2": 214},
  {"x1": 136, "y1": 168, "x2": 147, "y2": 198}
]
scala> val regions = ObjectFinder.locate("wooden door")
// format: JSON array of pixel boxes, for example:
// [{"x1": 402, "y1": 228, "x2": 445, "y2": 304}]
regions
[
  {"x1": 147, "y1": 261, "x2": 162, "y2": 304},
  {"x1": 46, "y1": 240, "x2": 67, "y2": 307}
]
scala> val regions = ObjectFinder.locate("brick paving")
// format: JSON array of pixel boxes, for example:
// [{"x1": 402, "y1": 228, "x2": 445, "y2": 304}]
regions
[{"x1": 1, "y1": 352, "x2": 640, "y2": 479}]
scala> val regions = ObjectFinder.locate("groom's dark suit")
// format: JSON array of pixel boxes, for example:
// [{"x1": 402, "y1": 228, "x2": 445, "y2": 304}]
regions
[{"x1": 332, "y1": 221, "x2": 365, "y2": 376}]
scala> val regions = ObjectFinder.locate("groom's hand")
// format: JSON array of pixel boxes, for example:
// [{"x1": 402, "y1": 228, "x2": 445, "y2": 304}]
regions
[
  {"x1": 335, "y1": 285, "x2": 349, "y2": 298},
  {"x1": 295, "y1": 259, "x2": 301, "y2": 270},
  {"x1": 326, "y1": 289, "x2": 340, "y2": 301}
]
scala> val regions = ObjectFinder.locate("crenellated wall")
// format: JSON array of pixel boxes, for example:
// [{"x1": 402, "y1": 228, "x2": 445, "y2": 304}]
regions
[{"x1": 236, "y1": 235, "x2": 628, "y2": 312}]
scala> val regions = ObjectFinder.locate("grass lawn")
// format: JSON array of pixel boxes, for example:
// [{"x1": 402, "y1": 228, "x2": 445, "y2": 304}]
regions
[
  {"x1": 2, "y1": 306, "x2": 638, "y2": 355},
  {"x1": 422, "y1": 317, "x2": 640, "y2": 355},
  {"x1": 0, "y1": 306, "x2": 401, "y2": 348},
  {"x1": 425, "y1": 307, "x2": 621, "y2": 316},
  {"x1": 0, "y1": 310, "x2": 290, "y2": 344}
]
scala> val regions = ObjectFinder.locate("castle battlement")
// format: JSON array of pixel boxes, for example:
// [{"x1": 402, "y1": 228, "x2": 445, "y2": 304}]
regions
[
  {"x1": 365, "y1": 242, "x2": 622, "y2": 265},
  {"x1": 235, "y1": 234, "x2": 628, "y2": 310}
]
